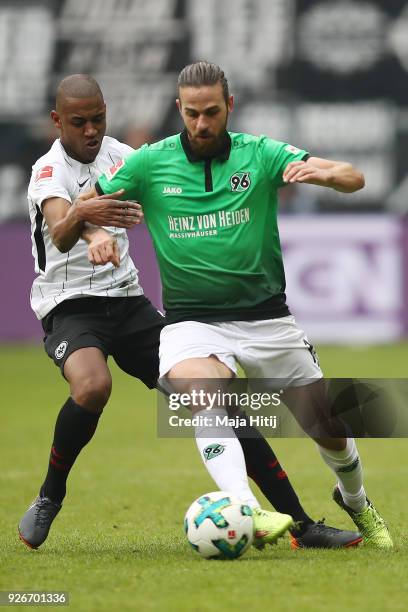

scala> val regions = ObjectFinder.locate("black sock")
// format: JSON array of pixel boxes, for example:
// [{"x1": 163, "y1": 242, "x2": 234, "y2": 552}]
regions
[
  {"x1": 40, "y1": 397, "x2": 101, "y2": 504},
  {"x1": 234, "y1": 415, "x2": 314, "y2": 535}
]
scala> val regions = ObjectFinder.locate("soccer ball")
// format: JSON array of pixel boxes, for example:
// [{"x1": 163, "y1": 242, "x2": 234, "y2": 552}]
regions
[{"x1": 184, "y1": 491, "x2": 253, "y2": 559}]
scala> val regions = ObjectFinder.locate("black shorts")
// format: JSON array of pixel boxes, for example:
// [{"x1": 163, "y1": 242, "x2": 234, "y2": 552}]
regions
[{"x1": 42, "y1": 296, "x2": 164, "y2": 388}]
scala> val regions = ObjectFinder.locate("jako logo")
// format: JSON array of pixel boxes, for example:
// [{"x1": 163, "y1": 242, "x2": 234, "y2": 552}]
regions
[{"x1": 163, "y1": 186, "x2": 182, "y2": 194}]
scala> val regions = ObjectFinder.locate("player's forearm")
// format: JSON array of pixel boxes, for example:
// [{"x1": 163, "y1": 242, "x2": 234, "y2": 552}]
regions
[
  {"x1": 284, "y1": 158, "x2": 365, "y2": 194},
  {"x1": 81, "y1": 224, "x2": 108, "y2": 244},
  {"x1": 49, "y1": 202, "x2": 86, "y2": 252},
  {"x1": 325, "y1": 162, "x2": 365, "y2": 193}
]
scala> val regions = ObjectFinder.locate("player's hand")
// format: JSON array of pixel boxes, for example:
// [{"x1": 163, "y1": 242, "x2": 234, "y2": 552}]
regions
[
  {"x1": 87, "y1": 231, "x2": 121, "y2": 268},
  {"x1": 283, "y1": 161, "x2": 333, "y2": 187},
  {"x1": 74, "y1": 190, "x2": 144, "y2": 228}
]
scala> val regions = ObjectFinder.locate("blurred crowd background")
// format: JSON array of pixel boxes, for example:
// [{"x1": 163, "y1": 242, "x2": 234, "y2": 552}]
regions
[{"x1": 2, "y1": 0, "x2": 408, "y2": 344}]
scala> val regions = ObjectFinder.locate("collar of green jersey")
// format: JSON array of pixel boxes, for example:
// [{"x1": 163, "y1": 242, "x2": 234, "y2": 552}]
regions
[{"x1": 180, "y1": 129, "x2": 231, "y2": 163}]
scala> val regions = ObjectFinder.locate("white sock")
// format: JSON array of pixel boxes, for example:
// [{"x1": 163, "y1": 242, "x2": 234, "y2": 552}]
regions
[
  {"x1": 194, "y1": 408, "x2": 259, "y2": 508},
  {"x1": 318, "y1": 438, "x2": 367, "y2": 513}
]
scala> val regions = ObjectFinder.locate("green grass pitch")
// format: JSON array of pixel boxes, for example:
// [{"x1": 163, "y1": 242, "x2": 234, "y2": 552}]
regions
[{"x1": 0, "y1": 344, "x2": 407, "y2": 611}]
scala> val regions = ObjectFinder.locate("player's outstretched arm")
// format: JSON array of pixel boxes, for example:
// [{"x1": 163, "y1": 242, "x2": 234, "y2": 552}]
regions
[
  {"x1": 43, "y1": 190, "x2": 143, "y2": 253},
  {"x1": 282, "y1": 157, "x2": 365, "y2": 193}
]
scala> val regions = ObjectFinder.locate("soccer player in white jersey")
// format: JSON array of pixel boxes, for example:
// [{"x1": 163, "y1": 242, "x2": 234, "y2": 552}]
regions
[
  {"x1": 90, "y1": 62, "x2": 393, "y2": 549},
  {"x1": 19, "y1": 74, "x2": 364, "y2": 551},
  {"x1": 19, "y1": 75, "x2": 166, "y2": 548}
]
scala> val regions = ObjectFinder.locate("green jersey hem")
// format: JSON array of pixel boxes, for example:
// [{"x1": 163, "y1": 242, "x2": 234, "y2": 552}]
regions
[{"x1": 165, "y1": 295, "x2": 290, "y2": 325}]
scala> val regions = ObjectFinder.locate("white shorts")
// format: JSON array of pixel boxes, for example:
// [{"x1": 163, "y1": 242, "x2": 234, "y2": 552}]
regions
[{"x1": 159, "y1": 316, "x2": 323, "y2": 387}]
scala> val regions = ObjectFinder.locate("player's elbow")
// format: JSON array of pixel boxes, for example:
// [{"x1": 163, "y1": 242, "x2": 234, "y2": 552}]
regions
[
  {"x1": 50, "y1": 230, "x2": 71, "y2": 253},
  {"x1": 53, "y1": 238, "x2": 70, "y2": 253},
  {"x1": 56, "y1": 242, "x2": 70, "y2": 253},
  {"x1": 342, "y1": 169, "x2": 365, "y2": 193},
  {"x1": 349, "y1": 165, "x2": 365, "y2": 192},
  {"x1": 355, "y1": 171, "x2": 365, "y2": 191}
]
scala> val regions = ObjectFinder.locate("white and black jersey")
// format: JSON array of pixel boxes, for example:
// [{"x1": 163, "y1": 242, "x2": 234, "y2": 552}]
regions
[{"x1": 28, "y1": 136, "x2": 144, "y2": 320}]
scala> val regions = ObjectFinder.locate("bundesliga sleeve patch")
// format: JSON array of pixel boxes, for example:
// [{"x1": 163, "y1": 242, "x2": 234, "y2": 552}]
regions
[
  {"x1": 35, "y1": 165, "x2": 54, "y2": 182},
  {"x1": 285, "y1": 145, "x2": 302, "y2": 155},
  {"x1": 105, "y1": 158, "x2": 125, "y2": 181}
]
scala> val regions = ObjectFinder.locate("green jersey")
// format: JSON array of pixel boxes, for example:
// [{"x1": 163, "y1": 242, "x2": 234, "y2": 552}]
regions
[{"x1": 96, "y1": 131, "x2": 309, "y2": 323}]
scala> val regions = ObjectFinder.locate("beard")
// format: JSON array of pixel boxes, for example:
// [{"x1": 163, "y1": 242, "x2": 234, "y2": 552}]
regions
[{"x1": 188, "y1": 118, "x2": 229, "y2": 158}]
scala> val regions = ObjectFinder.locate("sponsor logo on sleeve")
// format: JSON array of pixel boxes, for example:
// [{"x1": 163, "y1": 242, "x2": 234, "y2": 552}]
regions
[
  {"x1": 35, "y1": 165, "x2": 54, "y2": 182},
  {"x1": 105, "y1": 159, "x2": 125, "y2": 181},
  {"x1": 285, "y1": 145, "x2": 302, "y2": 155}
]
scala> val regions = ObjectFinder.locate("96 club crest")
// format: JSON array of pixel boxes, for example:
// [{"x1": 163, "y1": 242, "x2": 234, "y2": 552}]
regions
[{"x1": 230, "y1": 172, "x2": 251, "y2": 192}]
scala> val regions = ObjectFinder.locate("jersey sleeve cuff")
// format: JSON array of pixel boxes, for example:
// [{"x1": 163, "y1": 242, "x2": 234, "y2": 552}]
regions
[
  {"x1": 94, "y1": 181, "x2": 104, "y2": 195},
  {"x1": 302, "y1": 153, "x2": 310, "y2": 161},
  {"x1": 37, "y1": 193, "x2": 72, "y2": 210}
]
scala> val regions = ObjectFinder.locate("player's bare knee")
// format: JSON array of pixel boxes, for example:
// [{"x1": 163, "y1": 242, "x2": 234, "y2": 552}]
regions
[
  {"x1": 168, "y1": 356, "x2": 231, "y2": 380},
  {"x1": 167, "y1": 357, "x2": 232, "y2": 413},
  {"x1": 71, "y1": 375, "x2": 112, "y2": 413}
]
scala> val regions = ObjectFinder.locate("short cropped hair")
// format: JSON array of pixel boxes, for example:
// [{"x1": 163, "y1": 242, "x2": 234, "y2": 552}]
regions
[
  {"x1": 177, "y1": 62, "x2": 229, "y2": 105},
  {"x1": 56, "y1": 74, "x2": 103, "y2": 110}
]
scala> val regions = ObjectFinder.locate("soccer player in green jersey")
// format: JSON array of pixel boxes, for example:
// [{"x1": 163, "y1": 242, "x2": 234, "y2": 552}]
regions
[
  {"x1": 91, "y1": 62, "x2": 392, "y2": 549},
  {"x1": 20, "y1": 74, "x2": 365, "y2": 552}
]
